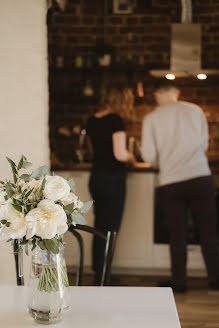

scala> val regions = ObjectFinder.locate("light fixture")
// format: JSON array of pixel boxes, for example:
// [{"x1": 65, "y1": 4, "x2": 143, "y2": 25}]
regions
[
  {"x1": 165, "y1": 73, "x2": 175, "y2": 80},
  {"x1": 197, "y1": 73, "x2": 207, "y2": 80}
]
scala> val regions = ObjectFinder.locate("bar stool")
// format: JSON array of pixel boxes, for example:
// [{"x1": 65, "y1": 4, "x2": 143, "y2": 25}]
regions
[{"x1": 69, "y1": 225, "x2": 117, "y2": 286}]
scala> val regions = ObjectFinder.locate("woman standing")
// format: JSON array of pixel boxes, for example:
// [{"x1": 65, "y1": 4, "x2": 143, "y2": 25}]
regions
[{"x1": 86, "y1": 88, "x2": 135, "y2": 285}]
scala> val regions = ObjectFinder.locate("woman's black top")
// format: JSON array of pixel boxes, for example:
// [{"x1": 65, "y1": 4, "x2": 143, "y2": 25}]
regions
[{"x1": 86, "y1": 113, "x2": 126, "y2": 172}]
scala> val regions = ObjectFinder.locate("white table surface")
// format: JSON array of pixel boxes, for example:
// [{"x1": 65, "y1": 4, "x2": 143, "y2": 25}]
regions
[{"x1": 0, "y1": 286, "x2": 181, "y2": 328}]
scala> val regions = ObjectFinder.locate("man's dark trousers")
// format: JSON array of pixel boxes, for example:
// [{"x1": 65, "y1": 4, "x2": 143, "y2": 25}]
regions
[{"x1": 157, "y1": 175, "x2": 219, "y2": 284}]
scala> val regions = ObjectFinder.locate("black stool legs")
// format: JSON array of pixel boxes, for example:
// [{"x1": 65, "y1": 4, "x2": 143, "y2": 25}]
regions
[{"x1": 101, "y1": 231, "x2": 117, "y2": 286}]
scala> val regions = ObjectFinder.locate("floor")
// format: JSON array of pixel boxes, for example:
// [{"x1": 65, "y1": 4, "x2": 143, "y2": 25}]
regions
[{"x1": 69, "y1": 272, "x2": 219, "y2": 328}]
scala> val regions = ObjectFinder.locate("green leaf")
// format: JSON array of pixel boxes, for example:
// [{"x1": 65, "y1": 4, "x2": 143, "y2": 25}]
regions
[
  {"x1": 1, "y1": 219, "x2": 7, "y2": 225},
  {"x1": 25, "y1": 188, "x2": 34, "y2": 199},
  {"x1": 11, "y1": 203, "x2": 22, "y2": 213},
  {"x1": 23, "y1": 161, "x2": 32, "y2": 169},
  {"x1": 37, "y1": 239, "x2": 47, "y2": 250},
  {"x1": 17, "y1": 155, "x2": 24, "y2": 170},
  {"x1": 6, "y1": 157, "x2": 18, "y2": 184},
  {"x1": 5, "y1": 222, "x2": 11, "y2": 227},
  {"x1": 6, "y1": 157, "x2": 16, "y2": 168},
  {"x1": 5, "y1": 183, "x2": 15, "y2": 198},
  {"x1": 67, "y1": 214, "x2": 72, "y2": 226},
  {"x1": 26, "y1": 204, "x2": 31, "y2": 212},
  {"x1": 18, "y1": 155, "x2": 32, "y2": 170},
  {"x1": 31, "y1": 243, "x2": 37, "y2": 252},
  {"x1": 24, "y1": 244, "x2": 29, "y2": 256},
  {"x1": 67, "y1": 179, "x2": 76, "y2": 192},
  {"x1": 71, "y1": 212, "x2": 87, "y2": 225},
  {"x1": 31, "y1": 166, "x2": 49, "y2": 180},
  {"x1": 20, "y1": 174, "x2": 30, "y2": 182},
  {"x1": 63, "y1": 203, "x2": 75, "y2": 215},
  {"x1": 12, "y1": 198, "x2": 24, "y2": 206},
  {"x1": 80, "y1": 200, "x2": 93, "y2": 214},
  {"x1": 40, "y1": 177, "x2": 46, "y2": 191},
  {"x1": 44, "y1": 238, "x2": 59, "y2": 254},
  {"x1": 20, "y1": 239, "x2": 28, "y2": 245}
]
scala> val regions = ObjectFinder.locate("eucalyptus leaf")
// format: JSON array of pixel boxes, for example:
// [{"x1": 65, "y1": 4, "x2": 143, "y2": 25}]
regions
[
  {"x1": 80, "y1": 200, "x2": 93, "y2": 214},
  {"x1": 71, "y1": 212, "x2": 86, "y2": 225},
  {"x1": 20, "y1": 174, "x2": 30, "y2": 182},
  {"x1": 22, "y1": 161, "x2": 32, "y2": 169},
  {"x1": 31, "y1": 166, "x2": 49, "y2": 180},
  {"x1": 67, "y1": 179, "x2": 76, "y2": 192},
  {"x1": 44, "y1": 238, "x2": 59, "y2": 254}
]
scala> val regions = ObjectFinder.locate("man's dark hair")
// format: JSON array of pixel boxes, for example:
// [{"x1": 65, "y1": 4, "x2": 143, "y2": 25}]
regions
[{"x1": 154, "y1": 79, "x2": 178, "y2": 91}]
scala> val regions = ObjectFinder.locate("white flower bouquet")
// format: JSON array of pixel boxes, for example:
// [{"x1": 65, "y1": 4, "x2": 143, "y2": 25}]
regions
[{"x1": 0, "y1": 156, "x2": 92, "y2": 292}]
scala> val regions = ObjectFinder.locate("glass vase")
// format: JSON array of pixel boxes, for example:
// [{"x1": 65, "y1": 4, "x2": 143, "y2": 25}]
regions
[{"x1": 27, "y1": 245, "x2": 70, "y2": 324}]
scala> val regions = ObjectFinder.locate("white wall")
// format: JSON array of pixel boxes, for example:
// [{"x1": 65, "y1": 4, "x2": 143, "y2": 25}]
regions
[{"x1": 0, "y1": 0, "x2": 49, "y2": 284}]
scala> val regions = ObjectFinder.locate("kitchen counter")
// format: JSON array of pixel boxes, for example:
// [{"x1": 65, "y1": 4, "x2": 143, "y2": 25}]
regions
[{"x1": 55, "y1": 161, "x2": 219, "y2": 173}]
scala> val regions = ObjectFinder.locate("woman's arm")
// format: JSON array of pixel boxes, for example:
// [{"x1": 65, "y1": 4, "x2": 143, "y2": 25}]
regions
[{"x1": 113, "y1": 131, "x2": 135, "y2": 163}]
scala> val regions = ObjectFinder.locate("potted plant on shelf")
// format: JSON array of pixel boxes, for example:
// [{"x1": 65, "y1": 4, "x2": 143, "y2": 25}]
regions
[{"x1": 95, "y1": 41, "x2": 114, "y2": 67}]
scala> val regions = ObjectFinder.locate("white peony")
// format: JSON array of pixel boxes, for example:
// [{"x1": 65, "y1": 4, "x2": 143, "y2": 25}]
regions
[
  {"x1": 43, "y1": 176, "x2": 70, "y2": 202},
  {"x1": 26, "y1": 199, "x2": 68, "y2": 239},
  {"x1": 0, "y1": 201, "x2": 27, "y2": 240},
  {"x1": 62, "y1": 192, "x2": 78, "y2": 206}
]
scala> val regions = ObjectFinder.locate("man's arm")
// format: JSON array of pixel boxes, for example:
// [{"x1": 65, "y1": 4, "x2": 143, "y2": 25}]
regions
[{"x1": 141, "y1": 115, "x2": 158, "y2": 166}]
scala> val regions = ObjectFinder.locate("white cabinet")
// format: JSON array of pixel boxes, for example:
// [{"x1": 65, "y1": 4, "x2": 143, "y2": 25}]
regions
[{"x1": 59, "y1": 171, "x2": 155, "y2": 271}]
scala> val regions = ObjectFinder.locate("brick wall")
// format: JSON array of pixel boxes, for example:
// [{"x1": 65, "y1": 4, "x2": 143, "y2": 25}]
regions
[{"x1": 48, "y1": 0, "x2": 219, "y2": 168}]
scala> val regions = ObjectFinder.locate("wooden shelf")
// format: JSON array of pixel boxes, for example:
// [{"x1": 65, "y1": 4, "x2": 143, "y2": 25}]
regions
[{"x1": 49, "y1": 65, "x2": 151, "y2": 74}]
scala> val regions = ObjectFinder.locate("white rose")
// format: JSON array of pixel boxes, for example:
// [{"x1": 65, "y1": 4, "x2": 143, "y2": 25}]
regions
[
  {"x1": 43, "y1": 176, "x2": 70, "y2": 202},
  {"x1": 26, "y1": 199, "x2": 68, "y2": 239},
  {"x1": 62, "y1": 192, "x2": 78, "y2": 206},
  {"x1": 0, "y1": 191, "x2": 6, "y2": 205},
  {"x1": 0, "y1": 201, "x2": 27, "y2": 240}
]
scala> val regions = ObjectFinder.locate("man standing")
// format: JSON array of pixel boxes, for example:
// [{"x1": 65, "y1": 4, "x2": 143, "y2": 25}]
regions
[{"x1": 141, "y1": 79, "x2": 219, "y2": 293}]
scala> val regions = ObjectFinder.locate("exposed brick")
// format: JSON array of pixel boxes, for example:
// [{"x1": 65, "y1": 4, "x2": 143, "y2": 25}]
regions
[
  {"x1": 141, "y1": 16, "x2": 154, "y2": 24},
  {"x1": 109, "y1": 17, "x2": 123, "y2": 25},
  {"x1": 126, "y1": 17, "x2": 139, "y2": 25},
  {"x1": 81, "y1": 16, "x2": 96, "y2": 25}
]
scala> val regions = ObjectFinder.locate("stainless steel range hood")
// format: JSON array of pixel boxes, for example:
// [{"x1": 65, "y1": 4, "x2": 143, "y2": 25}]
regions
[{"x1": 150, "y1": 0, "x2": 219, "y2": 78}]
